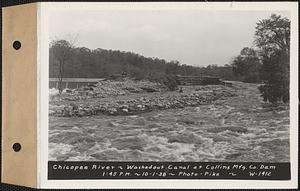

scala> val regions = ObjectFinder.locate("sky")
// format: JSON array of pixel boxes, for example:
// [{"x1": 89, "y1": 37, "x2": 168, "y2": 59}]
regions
[{"x1": 49, "y1": 10, "x2": 290, "y2": 67}]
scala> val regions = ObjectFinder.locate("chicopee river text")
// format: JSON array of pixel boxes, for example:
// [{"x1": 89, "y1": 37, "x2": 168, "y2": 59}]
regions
[{"x1": 49, "y1": 162, "x2": 288, "y2": 180}]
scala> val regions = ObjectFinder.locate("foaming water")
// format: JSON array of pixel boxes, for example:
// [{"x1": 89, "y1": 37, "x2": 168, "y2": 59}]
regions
[{"x1": 49, "y1": 82, "x2": 290, "y2": 162}]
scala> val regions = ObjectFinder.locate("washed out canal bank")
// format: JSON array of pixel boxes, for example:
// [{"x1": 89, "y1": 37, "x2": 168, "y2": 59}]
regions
[
  {"x1": 49, "y1": 79, "x2": 236, "y2": 116},
  {"x1": 49, "y1": 81, "x2": 290, "y2": 162}
]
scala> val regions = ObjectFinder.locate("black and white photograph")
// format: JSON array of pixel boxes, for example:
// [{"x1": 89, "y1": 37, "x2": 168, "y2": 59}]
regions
[
  {"x1": 47, "y1": 6, "x2": 292, "y2": 162},
  {"x1": 48, "y1": 7, "x2": 291, "y2": 163}
]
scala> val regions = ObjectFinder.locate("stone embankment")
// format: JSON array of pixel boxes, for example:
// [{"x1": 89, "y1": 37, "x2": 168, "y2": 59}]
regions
[
  {"x1": 50, "y1": 79, "x2": 167, "y2": 101},
  {"x1": 49, "y1": 79, "x2": 237, "y2": 117}
]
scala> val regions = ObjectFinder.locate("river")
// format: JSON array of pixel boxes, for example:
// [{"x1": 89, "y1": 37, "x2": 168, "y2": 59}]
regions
[{"x1": 49, "y1": 82, "x2": 290, "y2": 162}]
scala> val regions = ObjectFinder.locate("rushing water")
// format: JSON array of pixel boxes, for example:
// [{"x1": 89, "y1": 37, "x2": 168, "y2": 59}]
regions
[{"x1": 49, "y1": 82, "x2": 290, "y2": 162}]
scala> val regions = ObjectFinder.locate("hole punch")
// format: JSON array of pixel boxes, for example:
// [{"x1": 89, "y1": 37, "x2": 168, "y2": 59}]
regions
[
  {"x1": 13, "y1": 41, "x2": 21, "y2": 50},
  {"x1": 12, "y1": 143, "x2": 21, "y2": 152}
]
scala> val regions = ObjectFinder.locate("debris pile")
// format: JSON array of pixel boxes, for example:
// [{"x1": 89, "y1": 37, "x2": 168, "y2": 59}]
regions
[
  {"x1": 50, "y1": 84, "x2": 237, "y2": 117},
  {"x1": 50, "y1": 79, "x2": 167, "y2": 102}
]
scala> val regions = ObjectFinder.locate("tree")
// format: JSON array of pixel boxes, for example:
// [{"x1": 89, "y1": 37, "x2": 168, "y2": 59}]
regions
[
  {"x1": 255, "y1": 14, "x2": 290, "y2": 56},
  {"x1": 165, "y1": 60, "x2": 180, "y2": 75},
  {"x1": 49, "y1": 39, "x2": 247, "y2": 83},
  {"x1": 255, "y1": 14, "x2": 290, "y2": 103},
  {"x1": 231, "y1": 47, "x2": 261, "y2": 83},
  {"x1": 50, "y1": 40, "x2": 74, "y2": 94}
]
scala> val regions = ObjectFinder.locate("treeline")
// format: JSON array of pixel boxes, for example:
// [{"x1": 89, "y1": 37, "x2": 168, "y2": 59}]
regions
[
  {"x1": 231, "y1": 14, "x2": 290, "y2": 103},
  {"x1": 50, "y1": 13, "x2": 290, "y2": 103},
  {"x1": 49, "y1": 44, "x2": 240, "y2": 81}
]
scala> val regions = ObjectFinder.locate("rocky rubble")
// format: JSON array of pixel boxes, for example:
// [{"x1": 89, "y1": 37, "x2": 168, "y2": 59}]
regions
[
  {"x1": 51, "y1": 79, "x2": 167, "y2": 102},
  {"x1": 49, "y1": 83, "x2": 237, "y2": 117}
]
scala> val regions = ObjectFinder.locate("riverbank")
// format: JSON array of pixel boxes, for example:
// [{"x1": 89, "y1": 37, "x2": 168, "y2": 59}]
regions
[{"x1": 49, "y1": 79, "x2": 237, "y2": 117}]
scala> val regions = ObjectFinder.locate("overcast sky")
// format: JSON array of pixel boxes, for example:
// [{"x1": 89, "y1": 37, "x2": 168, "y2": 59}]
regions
[{"x1": 49, "y1": 10, "x2": 289, "y2": 67}]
